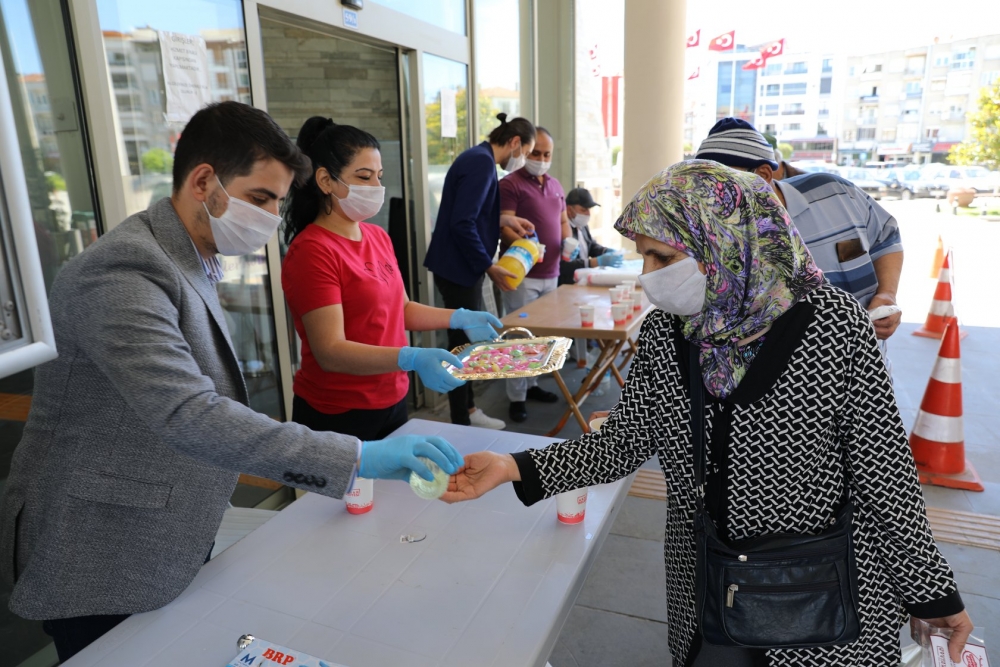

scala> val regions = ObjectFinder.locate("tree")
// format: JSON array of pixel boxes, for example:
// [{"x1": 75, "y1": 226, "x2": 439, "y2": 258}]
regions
[
  {"x1": 425, "y1": 88, "x2": 498, "y2": 165},
  {"x1": 45, "y1": 171, "x2": 66, "y2": 192},
  {"x1": 949, "y1": 81, "x2": 1000, "y2": 170},
  {"x1": 777, "y1": 142, "x2": 794, "y2": 160},
  {"x1": 141, "y1": 147, "x2": 174, "y2": 174}
]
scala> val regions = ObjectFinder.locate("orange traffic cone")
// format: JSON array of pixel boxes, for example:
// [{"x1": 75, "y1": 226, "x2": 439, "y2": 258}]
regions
[
  {"x1": 909, "y1": 323, "x2": 983, "y2": 492},
  {"x1": 929, "y1": 236, "x2": 944, "y2": 279},
  {"x1": 914, "y1": 250, "x2": 967, "y2": 339}
]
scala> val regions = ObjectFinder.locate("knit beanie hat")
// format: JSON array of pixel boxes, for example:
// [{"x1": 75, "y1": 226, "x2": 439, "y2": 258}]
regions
[{"x1": 695, "y1": 118, "x2": 779, "y2": 170}]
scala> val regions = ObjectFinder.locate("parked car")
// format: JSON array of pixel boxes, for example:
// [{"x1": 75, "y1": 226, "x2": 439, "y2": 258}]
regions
[
  {"x1": 836, "y1": 167, "x2": 884, "y2": 200},
  {"x1": 957, "y1": 166, "x2": 1000, "y2": 193},
  {"x1": 875, "y1": 168, "x2": 935, "y2": 200}
]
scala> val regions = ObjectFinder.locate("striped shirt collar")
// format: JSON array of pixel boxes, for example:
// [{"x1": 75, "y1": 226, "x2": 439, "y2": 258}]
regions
[{"x1": 189, "y1": 237, "x2": 225, "y2": 285}]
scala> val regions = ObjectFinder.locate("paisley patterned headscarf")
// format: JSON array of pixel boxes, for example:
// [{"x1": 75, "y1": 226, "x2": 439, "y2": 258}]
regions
[{"x1": 615, "y1": 160, "x2": 825, "y2": 398}]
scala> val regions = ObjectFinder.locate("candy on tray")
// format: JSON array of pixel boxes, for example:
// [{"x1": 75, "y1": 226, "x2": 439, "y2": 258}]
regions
[{"x1": 459, "y1": 343, "x2": 549, "y2": 375}]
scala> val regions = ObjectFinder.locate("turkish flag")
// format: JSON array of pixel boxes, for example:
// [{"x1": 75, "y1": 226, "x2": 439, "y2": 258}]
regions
[
  {"x1": 687, "y1": 68, "x2": 700, "y2": 80},
  {"x1": 687, "y1": 30, "x2": 700, "y2": 48},
  {"x1": 601, "y1": 75, "x2": 621, "y2": 137},
  {"x1": 742, "y1": 54, "x2": 767, "y2": 70},
  {"x1": 761, "y1": 38, "x2": 785, "y2": 58},
  {"x1": 708, "y1": 31, "x2": 735, "y2": 51}
]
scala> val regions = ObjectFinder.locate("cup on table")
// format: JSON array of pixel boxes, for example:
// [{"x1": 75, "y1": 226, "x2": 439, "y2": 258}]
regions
[
  {"x1": 579, "y1": 304, "x2": 596, "y2": 328},
  {"x1": 562, "y1": 237, "x2": 581, "y2": 261},
  {"x1": 345, "y1": 477, "x2": 374, "y2": 515},
  {"x1": 633, "y1": 295, "x2": 642, "y2": 312},
  {"x1": 620, "y1": 279, "x2": 636, "y2": 293},
  {"x1": 617, "y1": 283, "x2": 632, "y2": 300},
  {"x1": 611, "y1": 302, "x2": 628, "y2": 325},
  {"x1": 622, "y1": 298, "x2": 634, "y2": 319},
  {"x1": 556, "y1": 488, "x2": 588, "y2": 524},
  {"x1": 609, "y1": 287, "x2": 624, "y2": 304}
]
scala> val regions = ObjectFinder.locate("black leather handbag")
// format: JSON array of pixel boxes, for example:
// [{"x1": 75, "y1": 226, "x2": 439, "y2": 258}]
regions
[{"x1": 688, "y1": 346, "x2": 862, "y2": 649}]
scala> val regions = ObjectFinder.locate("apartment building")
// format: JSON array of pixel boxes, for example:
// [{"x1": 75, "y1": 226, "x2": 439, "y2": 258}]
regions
[{"x1": 840, "y1": 34, "x2": 1000, "y2": 165}]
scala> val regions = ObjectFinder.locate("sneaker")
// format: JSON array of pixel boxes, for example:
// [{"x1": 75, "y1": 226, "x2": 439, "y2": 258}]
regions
[
  {"x1": 469, "y1": 408, "x2": 506, "y2": 430},
  {"x1": 526, "y1": 386, "x2": 559, "y2": 403},
  {"x1": 508, "y1": 401, "x2": 528, "y2": 423}
]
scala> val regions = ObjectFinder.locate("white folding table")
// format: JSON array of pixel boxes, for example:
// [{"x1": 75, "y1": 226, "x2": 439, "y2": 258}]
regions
[{"x1": 65, "y1": 419, "x2": 633, "y2": 667}]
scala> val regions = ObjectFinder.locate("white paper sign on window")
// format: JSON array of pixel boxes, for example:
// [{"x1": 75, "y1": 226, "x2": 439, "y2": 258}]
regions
[
  {"x1": 440, "y1": 88, "x2": 457, "y2": 139},
  {"x1": 158, "y1": 31, "x2": 211, "y2": 123}
]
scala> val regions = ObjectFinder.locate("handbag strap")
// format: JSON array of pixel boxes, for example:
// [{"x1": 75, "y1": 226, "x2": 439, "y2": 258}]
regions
[{"x1": 688, "y1": 344, "x2": 707, "y2": 499}]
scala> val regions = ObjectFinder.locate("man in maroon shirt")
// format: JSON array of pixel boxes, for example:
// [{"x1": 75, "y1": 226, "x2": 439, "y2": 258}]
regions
[{"x1": 498, "y1": 127, "x2": 570, "y2": 422}]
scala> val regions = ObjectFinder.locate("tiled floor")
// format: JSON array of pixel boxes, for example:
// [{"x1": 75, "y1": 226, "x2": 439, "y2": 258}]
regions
[{"x1": 411, "y1": 318, "x2": 1000, "y2": 667}]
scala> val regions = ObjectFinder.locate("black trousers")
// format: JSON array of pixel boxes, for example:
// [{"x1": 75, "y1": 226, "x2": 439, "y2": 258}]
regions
[
  {"x1": 292, "y1": 394, "x2": 408, "y2": 441},
  {"x1": 43, "y1": 545, "x2": 214, "y2": 663},
  {"x1": 433, "y1": 274, "x2": 484, "y2": 425}
]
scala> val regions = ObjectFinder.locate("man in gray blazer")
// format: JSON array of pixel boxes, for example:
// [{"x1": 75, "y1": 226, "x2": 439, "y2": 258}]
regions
[{"x1": 0, "y1": 102, "x2": 462, "y2": 662}]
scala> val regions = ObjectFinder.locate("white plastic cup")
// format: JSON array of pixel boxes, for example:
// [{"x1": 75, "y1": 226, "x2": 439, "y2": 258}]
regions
[
  {"x1": 556, "y1": 488, "x2": 588, "y2": 524},
  {"x1": 562, "y1": 237, "x2": 581, "y2": 261},
  {"x1": 609, "y1": 287, "x2": 624, "y2": 304},
  {"x1": 579, "y1": 304, "x2": 595, "y2": 327},
  {"x1": 589, "y1": 416, "x2": 607, "y2": 431},
  {"x1": 617, "y1": 283, "x2": 632, "y2": 300},
  {"x1": 345, "y1": 477, "x2": 374, "y2": 515},
  {"x1": 620, "y1": 279, "x2": 636, "y2": 292},
  {"x1": 611, "y1": 303, "x2": 628, "y2": 325},
  {"x1": 633, "y1": 296, "x2": 642, "y2": 312},
  {"x1": 622, "y1": 298, "x2": 634, "y2": 319}
]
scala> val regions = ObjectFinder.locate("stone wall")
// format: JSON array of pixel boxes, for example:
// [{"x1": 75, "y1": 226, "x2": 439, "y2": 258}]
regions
[{"x1": 260, "y1": 20, "x2": 400, "y2": 141}]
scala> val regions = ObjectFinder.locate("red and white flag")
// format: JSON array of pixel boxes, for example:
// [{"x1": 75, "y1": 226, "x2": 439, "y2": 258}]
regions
[
  {"x1": 761, "y1": 38, "x2": 785, "y2": 59},
  {"x1": 742, "y1": 54, "x2": 767, "y2": 70},
  {"x1": 708, "y1": 31, "x2": 735, "y2": 51},
  {"x1": 686, "y1": 30, "x2": 700, "y2": 48},
  {"x1": 601, "y1": 75, "x2": 621, "y2": 138},
  {"x1": 687, "y1": 67, "x2": 700, "y2": 80}
]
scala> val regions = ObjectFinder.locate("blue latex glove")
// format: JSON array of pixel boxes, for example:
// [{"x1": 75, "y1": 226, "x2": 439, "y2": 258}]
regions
[
  {"x1": 398, "y1": 347, "x2": 465, "y2": 393},
  {"x1": 359, "y1": 434, "x2": 465, "y2": 481},
  {"x1": 449, "y1": 308, "x2": 502, "y2": 343},
  {"x1": 569, "y1": 247, "x2": 581, "y2": 261},
  {"x1": 597, "y1": 251, "x2": 624, "y2": 268}
]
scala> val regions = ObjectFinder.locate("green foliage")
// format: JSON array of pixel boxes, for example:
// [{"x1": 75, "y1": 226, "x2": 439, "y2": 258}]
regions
[
  {"x1": 949, "y1": 81, "x2": 1000, "y2": 170},
  {"x1": 424, "y1": 88, "x2": 476, "y2": 165},
  {"x1": 777, "y1": 142, "x2": 794, "y2": 160},
  {"x1": 141, "y1": 147, "x2": 174, "y2": 174},
  {"x1": 44, "y1": 171, "x2": 66, "y2": 192}
]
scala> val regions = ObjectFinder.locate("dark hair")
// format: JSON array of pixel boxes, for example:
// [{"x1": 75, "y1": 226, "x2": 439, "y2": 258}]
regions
[
  {"x1": 535, "y1": 126, "x2": 553, "y2": 141},
  {"x1": 172, "y1": 101, "x2": 311, "y2": 193},
  {"x1": 283, "y1": 116, "x2": 381, "y2": 244},
  {"x1": 487, "y1": 113, "x2": 536, "y2": 147}
]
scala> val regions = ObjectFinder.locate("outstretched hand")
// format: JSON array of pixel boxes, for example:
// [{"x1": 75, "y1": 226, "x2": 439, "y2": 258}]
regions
[{"x1": 441, "y1": 451, "x2": 520, "y2": 504}]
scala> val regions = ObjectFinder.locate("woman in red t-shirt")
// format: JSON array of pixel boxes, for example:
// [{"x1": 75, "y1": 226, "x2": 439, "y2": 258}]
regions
[{"x1": 282, "y1": 117, "x2": 502, "y2": 441}]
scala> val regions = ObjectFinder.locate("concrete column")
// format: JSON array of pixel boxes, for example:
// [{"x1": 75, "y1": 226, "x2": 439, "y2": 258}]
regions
[
  {"x1": 622, "y1": 0, "x2": 687, "y2": 204},
  {"x1": 535, "y1": 0, "x2": 575, "y2": 187}
]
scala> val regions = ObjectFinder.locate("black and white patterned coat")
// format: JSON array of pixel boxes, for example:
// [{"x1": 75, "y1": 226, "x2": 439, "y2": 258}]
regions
[{"x1": 512, "y1": 285, "x2": 962, "y2": 667}]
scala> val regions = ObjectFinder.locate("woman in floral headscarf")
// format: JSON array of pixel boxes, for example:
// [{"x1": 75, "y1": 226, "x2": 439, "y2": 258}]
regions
[{"x1": 444, "y1": 161, "x2": 972, "y2": 667}]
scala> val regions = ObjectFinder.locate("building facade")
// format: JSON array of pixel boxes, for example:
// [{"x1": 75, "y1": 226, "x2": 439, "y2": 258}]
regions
[{"x1": 839, "y1": 34, "x2": 1000, "y2": 165}]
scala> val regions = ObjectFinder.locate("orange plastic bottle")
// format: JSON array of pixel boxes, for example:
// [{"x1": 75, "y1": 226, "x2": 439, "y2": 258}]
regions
[{"x1": 496, "y1": 234, "x2": 541, "y2": 289}]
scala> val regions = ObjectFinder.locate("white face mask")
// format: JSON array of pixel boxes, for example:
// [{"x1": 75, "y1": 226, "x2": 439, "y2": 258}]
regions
[
  {"x1": 334, "y1": 176, "x2": 385, "y2": 222},
  {"x1": 570, "y1": 212, "x2": 590, "y2": 229},
  {"x1": 637, "y1": 256, "x2": 707, "y2": 316},
  {"x1": 504, "y1": 144, "x2": 526, "y2": 172},
  {"x1": 524, "y1": 159, "x2": 551, "y2": 177},
  {"x1": 204, "y1": 177, "x2": 282, "y2": 256}
]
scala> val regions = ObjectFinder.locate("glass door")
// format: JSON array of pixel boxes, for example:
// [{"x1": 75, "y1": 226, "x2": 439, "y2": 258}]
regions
[
  {"x1": 258, "y1": 9, "x2": 411, "y2": 381},
  {"x1": 0, "y1": 0, "x2": 101, "y2": 663}
]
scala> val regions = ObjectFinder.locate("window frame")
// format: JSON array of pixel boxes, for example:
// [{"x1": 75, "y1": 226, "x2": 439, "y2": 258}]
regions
[{"x1": 0, "y1": 55, "x2": 57, "y2": 379}]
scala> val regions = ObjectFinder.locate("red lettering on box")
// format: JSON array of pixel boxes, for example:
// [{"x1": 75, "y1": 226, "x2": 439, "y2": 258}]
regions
[{"x1": 262, "y1": 649, "x2": 275, "y2": 660}]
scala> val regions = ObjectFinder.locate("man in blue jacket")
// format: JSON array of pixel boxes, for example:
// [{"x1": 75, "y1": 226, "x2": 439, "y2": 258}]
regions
[{"x1": 424, "y1": 114, "x2": 537, "y2": 428}]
